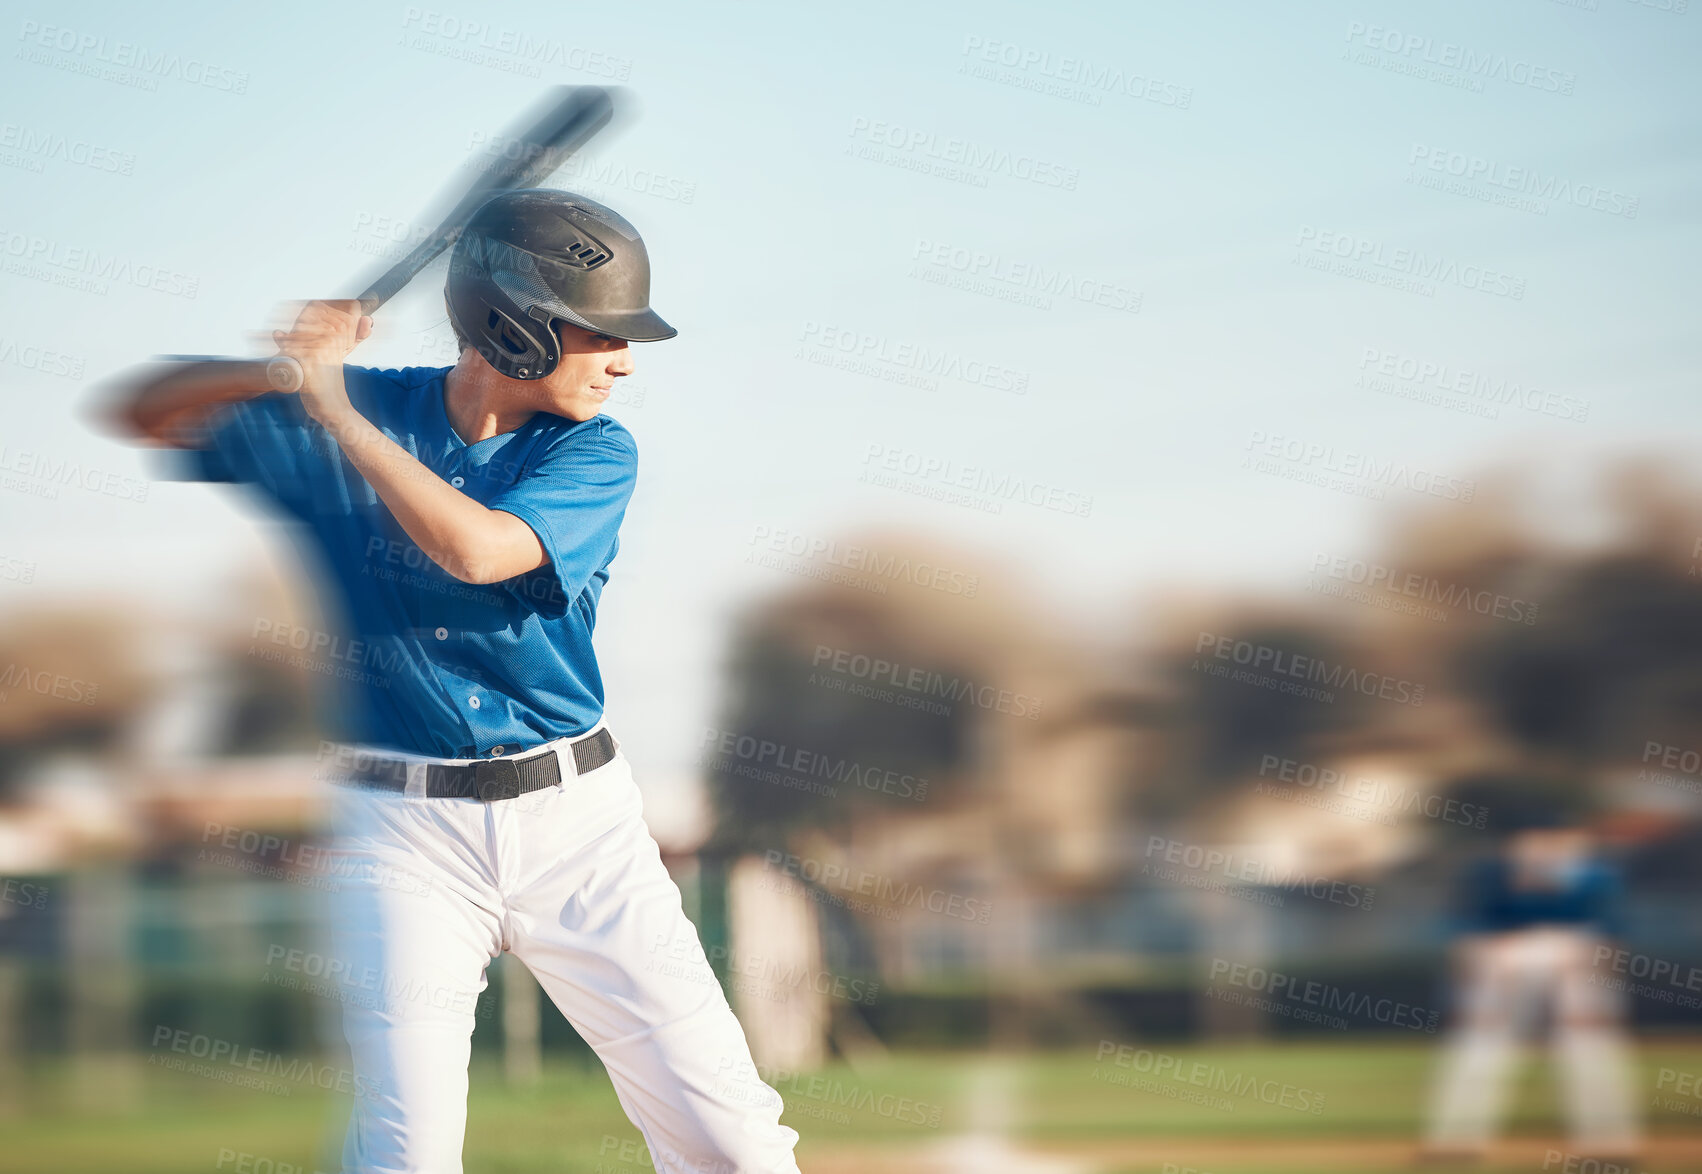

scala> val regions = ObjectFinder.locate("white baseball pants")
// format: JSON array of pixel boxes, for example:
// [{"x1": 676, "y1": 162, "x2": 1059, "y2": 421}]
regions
[
  {"x1": 321, "y1": 723, "x2": 802, "y2": 1173},
  {"x1": 1425, "y1": 926, "x2": 1641, "y2": 1156}
]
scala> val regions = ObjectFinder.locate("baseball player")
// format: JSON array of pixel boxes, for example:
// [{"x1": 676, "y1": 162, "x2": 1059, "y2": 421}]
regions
[
  {"x1": 114, "y1": 190, "x2": 802, "y2": 1173},
  {"x1": 1422, "y1": 809, "x2": 1640, "y2": 1162}
]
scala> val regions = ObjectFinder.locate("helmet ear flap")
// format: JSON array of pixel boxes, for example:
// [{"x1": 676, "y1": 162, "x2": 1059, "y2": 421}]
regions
[
  {"x1": 485, "y1": 305, "x2": 537, "y2": 358},
  {"x1": 521, "y1": 304, "x2": 563, "y2": 379},
  {"x1": 445, "y1": 271, "x2": 563, "y2": 380},
  {"x1": 482, "y1": 304, "x2": 559, "y2": 380}
]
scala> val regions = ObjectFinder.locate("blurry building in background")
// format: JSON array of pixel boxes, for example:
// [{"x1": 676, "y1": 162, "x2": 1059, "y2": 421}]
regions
[
  {"x1": 6, "y1": 460, "x2": 1702, "y2": 1089},
  {"x1": 703, "y1": 464, "x2": 1702, "y2": 1066}
]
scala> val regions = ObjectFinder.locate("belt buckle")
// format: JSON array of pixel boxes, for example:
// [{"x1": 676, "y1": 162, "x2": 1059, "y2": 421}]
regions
[{"x1": 473, "y1": 757, "x2": 522, "y2": 802}]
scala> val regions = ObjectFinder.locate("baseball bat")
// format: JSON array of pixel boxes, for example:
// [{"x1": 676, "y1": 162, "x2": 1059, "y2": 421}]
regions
[{"x1": 266, "y1": 84, "x2": 619, "y2": 392}]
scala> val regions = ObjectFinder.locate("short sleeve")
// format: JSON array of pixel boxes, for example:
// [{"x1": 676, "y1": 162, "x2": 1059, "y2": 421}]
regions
[{"x1": 486, "y1": 419, "x2": 638, "y2": 618}]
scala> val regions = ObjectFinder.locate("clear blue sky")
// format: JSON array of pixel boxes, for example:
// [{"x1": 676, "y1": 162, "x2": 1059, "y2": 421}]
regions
[{"x1": 2, "y1": 0, "x2": 1698, "y2": 787}]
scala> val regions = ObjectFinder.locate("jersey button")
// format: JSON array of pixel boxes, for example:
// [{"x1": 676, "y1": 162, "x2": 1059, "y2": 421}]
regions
[
  {"x1": 450, "y1": 476, "x2": 465, "y2": 488},
  {"x1": 468, "y1": 695, "x2": 481, "y2": 710},
  {"x1": 434, "y1": 627, "x2": 448, "y2": 641}
]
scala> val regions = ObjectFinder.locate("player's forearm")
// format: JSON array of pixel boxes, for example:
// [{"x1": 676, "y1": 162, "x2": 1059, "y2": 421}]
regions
[
  {"x1": 318, "y1": 407, "x2": 538, "y2": 585},
  {"x1": 108, "y1": 362, "x2": 270, "y2": 446}
]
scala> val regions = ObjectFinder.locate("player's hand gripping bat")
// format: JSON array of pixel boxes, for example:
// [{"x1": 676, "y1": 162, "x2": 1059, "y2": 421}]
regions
[
  {"x1": 97, "y1": 85, "x2": 622, "y2": 440},
  {"x1": 265, "y1": 84, "x2": 618, "y2": 392}
]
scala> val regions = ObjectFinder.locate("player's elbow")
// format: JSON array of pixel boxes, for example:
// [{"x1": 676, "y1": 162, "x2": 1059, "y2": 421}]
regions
[
  {"x1": 440, "y1": 540, "x2": 517, "y2": 586},
  {"x1": 441, "y1": 552, "x2": 506, "y2": 585},
  {"x1": 84, "y1": 384, "x2": 151, "y2": 441},
  {"x1": 438, "y1": 512, "x2": 546, "y2": 585},
  {"x1": 454, "y1": 564, "x2": 510, "y2": 586}
]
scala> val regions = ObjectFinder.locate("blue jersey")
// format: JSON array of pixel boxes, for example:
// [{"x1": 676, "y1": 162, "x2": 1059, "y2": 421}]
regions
[
  {"x1": 183, "y1": 364, "x2": 637, "y2": 759},
  {"x1": 1452, "y1": 854, "x2": 1624, "y2": 939}
]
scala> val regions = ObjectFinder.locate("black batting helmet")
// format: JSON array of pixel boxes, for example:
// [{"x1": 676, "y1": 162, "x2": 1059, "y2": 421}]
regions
[{"x1": 444, "y1": 188, "x2": 675, "y2": 380}]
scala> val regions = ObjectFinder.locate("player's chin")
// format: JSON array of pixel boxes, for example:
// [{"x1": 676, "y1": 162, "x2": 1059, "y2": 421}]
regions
[
  {"x1": 575, "y1": 388, "x2": 613, "y2": 417},
  {"x1": 557, "y1": 397, "x2": 604, "y2": 422}
]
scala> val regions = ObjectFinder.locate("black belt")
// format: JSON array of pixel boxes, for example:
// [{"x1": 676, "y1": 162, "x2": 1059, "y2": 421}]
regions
[{"x1": 332, "y1": 728, "x2": 616, "y2": 801}]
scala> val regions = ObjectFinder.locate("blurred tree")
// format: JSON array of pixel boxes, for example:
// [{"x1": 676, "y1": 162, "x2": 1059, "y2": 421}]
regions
[
  {"x1": 1457, "y1": 553, "x2": 1702, "y2": 765},
  {"x1": 703, "y1": 607, "x2": 974, "y2": 856},
  {"x1": 1140, "y1": 618, "x2": 1374, "y2": 820}
]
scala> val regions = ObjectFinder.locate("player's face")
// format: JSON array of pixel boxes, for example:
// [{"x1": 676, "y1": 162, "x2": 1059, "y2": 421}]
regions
[{"x1": 540, "y1": 321, "x2": 633, "y2": 421}]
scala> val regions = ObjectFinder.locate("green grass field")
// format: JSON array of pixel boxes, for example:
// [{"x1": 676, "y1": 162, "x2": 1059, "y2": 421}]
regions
[{"x1": 5, "y1": 1039, "x2": 1702, "y2": 1173}]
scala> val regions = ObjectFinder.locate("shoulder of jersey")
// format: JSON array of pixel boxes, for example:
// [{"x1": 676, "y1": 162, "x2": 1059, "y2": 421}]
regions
[
  {"x1": 346, "y1": 364, "x2": 451, "y2": 387},
  {"x1": 527, "y1": 408, "x2": 636, "y2": 452}
]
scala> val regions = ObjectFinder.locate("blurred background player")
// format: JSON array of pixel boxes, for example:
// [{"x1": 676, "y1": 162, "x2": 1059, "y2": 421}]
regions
[{"x1": 1421, "y1": 804, "x2": 1641, "y2": 1163}]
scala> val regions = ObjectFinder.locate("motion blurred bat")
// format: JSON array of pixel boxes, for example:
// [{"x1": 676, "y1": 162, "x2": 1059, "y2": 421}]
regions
[
  {"x1": 265, "y1": 84, "x2": 618, "y2": 391},
  {"x1": 111, "y1": 85, "x2": 621, "y2": 414}
]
